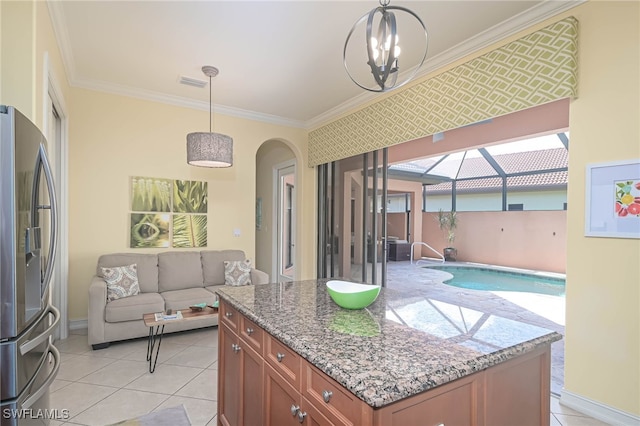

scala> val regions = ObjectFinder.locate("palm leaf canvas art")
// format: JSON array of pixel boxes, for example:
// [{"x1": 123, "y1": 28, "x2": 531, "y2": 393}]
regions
[
  {"x1": 173, "y1": 180, "x2": 208, "y2": 213},
  {"x1": 172, "y1": 214, "x2": 207, "y2": 248},
  {"x1": 131, "y1": 177, "x2": 172, "y2": 212},
  {"x1": 129, "y1": 176, "x2": 208, "y2": 248}
]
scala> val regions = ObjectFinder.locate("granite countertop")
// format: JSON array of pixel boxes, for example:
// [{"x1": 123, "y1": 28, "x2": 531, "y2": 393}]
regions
[{"x1": 216, "y1": 280, "x2": 562, "y2": 408}]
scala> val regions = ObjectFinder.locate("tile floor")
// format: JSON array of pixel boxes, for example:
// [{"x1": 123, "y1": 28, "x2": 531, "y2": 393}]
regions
[
  {"x1": 48, "y1": 272, "x2": 609, "y2": 425},
  {"x1": 50, "y1": 327, "x2": 218, "y2": 425}
]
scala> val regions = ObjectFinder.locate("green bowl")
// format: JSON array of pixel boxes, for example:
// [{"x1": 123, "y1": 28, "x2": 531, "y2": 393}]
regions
[{"x1": 326, "y1": 280, "x2": 381, "y2": 310}]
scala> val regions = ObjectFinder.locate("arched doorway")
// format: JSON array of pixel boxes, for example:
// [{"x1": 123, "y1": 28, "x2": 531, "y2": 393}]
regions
[{"x1": 255, "y1": 139, "x2": 297, "y2": 282}]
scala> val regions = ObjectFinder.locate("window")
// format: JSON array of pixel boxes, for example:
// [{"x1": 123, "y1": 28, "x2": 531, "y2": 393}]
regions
[{"x1": 508, "y1": 203, "x2": 524, "y2": 211}]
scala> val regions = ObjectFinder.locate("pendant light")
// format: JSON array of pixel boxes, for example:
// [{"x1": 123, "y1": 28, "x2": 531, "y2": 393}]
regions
[
  {"x1": 343, "y1": 0, "x2": 428, "y2": 92},
  {"x1": 187, "y1": 66, "x2": 233, "y2": 167}
]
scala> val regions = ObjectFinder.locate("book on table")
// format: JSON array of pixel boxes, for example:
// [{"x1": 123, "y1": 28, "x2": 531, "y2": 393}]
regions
[{"x1": 154, "y1": 311, "x2": 183, "y2": 322}]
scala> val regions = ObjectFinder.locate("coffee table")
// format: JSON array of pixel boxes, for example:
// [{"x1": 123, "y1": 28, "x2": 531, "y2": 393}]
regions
[{"x1": 143, "y1": 306, "x2": 218, "y2": 373}]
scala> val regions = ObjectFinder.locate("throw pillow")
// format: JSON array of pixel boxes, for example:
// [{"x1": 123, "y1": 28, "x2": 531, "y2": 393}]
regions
[
  {"x1": 101, "y1": 264, "x2": 140, "y2": 302},
  {"x1": 224, "y1": 259, "x2": 252, "y2": 286}
]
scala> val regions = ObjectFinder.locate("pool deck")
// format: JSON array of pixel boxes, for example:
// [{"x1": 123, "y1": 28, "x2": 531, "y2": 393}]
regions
[{"x1": 383, "y1": 259, "x2": 566, "y2": 396}]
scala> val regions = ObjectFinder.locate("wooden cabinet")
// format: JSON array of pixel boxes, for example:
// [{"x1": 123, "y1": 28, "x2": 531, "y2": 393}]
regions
[
  {"x1": 264, "y1": 362, "x2": 300, "y2": 426},
  {"x1": 219, "y1": 325, "x2": 241, "y2": 426},
  {"x1": 264, "y1": 362, "x2": 333, "y2": 426},
  {"x1": 218, "y1": 304, "x2": 264, "y2": 426},
  {"x1": 218, "y1": 300, "x2": 552, "y2": 426}
]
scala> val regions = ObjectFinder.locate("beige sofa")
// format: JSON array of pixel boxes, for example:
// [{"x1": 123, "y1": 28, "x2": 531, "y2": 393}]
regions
[{"x1": 88, "y1": 250, "x2": 269, "y2": 349}]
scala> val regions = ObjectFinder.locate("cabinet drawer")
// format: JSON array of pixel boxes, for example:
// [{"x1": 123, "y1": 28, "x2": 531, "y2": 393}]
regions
[
  {"x1": 266, "y1": 335, "x2": 301, "y2": 388},
  {"x1": 303, "y1": 364, "x2": 366, "y2": 426},
  {"x1": 240, "y1": 315, "x2": 264, "y2": 354},
  {"x1": 220, "y1": 301, "x2": 239, "y2": 331}
]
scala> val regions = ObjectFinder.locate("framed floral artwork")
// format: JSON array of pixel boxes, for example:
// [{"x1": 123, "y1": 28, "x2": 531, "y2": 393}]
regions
[{"x1": 585, "y1": 159, "x2": 640, "y2": 238}]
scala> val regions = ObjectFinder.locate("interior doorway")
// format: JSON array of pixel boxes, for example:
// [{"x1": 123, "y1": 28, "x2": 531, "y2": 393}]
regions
[
  {"x1": 275, "y1": 161, "x2": 296, "y2": 282},
  {"x1": 255, "y1": 140, "x2": 297, "y2": 283},
  {"x1": 45, "y1": 74, "x2": 68, "y2": 341}
]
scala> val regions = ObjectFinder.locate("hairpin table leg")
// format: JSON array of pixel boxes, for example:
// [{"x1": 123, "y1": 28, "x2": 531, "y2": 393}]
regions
[{"x1": 146, "y1": 324, "x2": 165, "y2": 373}]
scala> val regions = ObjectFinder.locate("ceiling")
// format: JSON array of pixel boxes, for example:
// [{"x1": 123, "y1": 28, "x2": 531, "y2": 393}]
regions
[{"x1": 48, "y1": 1, "x2": 580, "y2": 129}]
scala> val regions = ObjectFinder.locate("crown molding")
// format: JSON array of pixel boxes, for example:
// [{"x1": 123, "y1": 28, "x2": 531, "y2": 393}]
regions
[
  {"x1": 47, "y1": 1, "x2": 306, "y2": 128},
  {"x1": 47, "y1": 1, "x2": 77, "y2": 87},
  {"x1": 48, "y1": 0, "x2": 584, "y2": 131},
  {"x1": 305, "y1": 0, "x2": 585, "y2": 130},
  {"x1": 72, "y1": 77, "x2": 306, "y2": 128}
]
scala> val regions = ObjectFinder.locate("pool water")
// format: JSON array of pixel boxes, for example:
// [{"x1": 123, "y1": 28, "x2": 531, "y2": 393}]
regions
[{"x1": 426, "y1": 266, "x2": 565, "y2": 296}]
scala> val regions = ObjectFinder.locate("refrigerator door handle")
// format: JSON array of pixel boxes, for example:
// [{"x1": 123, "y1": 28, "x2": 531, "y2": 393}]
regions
[
  {"x1": 34, "y1": 144, "x2": 58, "y2": 292},
  {"x1": 22, "y1": 344, "x2": 60, "y2": 409},
  {"x1": 19, "y1": 305, "x2": 60, "y2": 356}
]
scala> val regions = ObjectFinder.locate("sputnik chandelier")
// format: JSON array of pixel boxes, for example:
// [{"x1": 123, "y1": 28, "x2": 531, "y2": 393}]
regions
[{"x1": 343, "y1": 0, "x2": 428, "y2": 92}]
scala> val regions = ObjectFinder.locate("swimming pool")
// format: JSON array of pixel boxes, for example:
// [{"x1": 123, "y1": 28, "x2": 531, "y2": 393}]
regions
[{"x1": 426, "y1": 266, "x2": 565, "y2": 296}]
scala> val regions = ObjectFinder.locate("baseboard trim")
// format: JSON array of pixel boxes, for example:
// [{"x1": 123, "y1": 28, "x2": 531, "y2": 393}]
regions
[
  {"x1": 560, "y1": 389, "x2": 640, "y2": 425},
  {"x1": 69, "y1": 319, "x2": 88, "y2": 331}
]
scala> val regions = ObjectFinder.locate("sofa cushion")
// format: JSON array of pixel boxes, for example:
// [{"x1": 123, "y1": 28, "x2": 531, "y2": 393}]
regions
[
  {"x1": 161, "y1": 288, "x2": 216, "y2": 311},
  {"x1": 101, "y1": 264, "x2": 140, "y2": 302},
  {"x1": 105, "y1": 292, "x2": 165, "y2": 323},
  {"x1": 97, "y1": 253, "x2": 158, "y2": 293},
  {"x1": 158, "y1": 251, "x2": 204, "y2": 292},
  {"x1": 224, "y1": 259, "x2": 252, "y2": 286},
  {"x1": 201, "y1": 250, "x2": 246, "y2": 286}
]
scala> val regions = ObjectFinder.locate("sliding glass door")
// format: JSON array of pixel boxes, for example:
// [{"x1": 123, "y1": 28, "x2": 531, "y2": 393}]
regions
[{"x1": 317, "y1": 149, "x2": 388, "y2": 286}]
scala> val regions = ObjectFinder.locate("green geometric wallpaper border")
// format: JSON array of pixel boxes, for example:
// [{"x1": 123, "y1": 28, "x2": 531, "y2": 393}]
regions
[{"x1": 308, "y1": 17, "x2": 578, "y2": 167}]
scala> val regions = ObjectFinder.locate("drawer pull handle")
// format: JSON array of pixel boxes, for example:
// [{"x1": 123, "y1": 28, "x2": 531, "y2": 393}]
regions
[
  {"x1": 322, "y1": 390, "x2": 333, "y2": 403},
  {"x1": 290, "y1": 404, "x2": 299, "y2": 416},
  {"x1": 231, "y1": 344, "x2": 241, "y2": 353},
  {"x1": 246, "y1": 327, "x2": 254, "y2": 335},
  {"x1": 225, "y1": 312, "x2": 233, "y2": 318},
  {"x1": 276, "y1": 352, "x2": 285, "y2": 362},
  {"x1": 297, "y1": 411, "x2": 307, "y2": 423}
]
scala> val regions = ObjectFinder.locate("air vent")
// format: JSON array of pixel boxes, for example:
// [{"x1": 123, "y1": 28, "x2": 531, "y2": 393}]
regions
[{"x1": 179, "y1": 75, "x2": 208, "y2": 88}]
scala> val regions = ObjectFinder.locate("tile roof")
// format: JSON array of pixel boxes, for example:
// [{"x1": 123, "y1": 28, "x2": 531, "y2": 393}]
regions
[
  {"x1": 426, "y1": 171, "x2": 568, "y2": 193},
  {"x1": 493, "y1": 148, "x2": 567, "y2": 174},
  {"x1": 402, "y1": 148, "x2": 569, "y2": 194}
]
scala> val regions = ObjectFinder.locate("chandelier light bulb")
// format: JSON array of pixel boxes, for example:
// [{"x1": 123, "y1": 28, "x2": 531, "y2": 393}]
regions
[{"x1": 384, "y1": 35, "x2": 392, "y2": 50}]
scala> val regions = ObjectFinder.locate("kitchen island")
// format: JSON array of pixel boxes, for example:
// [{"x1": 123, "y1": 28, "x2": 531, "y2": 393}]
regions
[{"x1": 216, "y1": 280, "x2": 562, "y2": 426}]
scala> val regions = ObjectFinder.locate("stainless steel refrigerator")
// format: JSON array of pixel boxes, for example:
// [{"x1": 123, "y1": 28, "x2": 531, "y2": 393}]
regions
[{"x1": 1, "y1": 106, "x2": 61, "y2": 425}]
